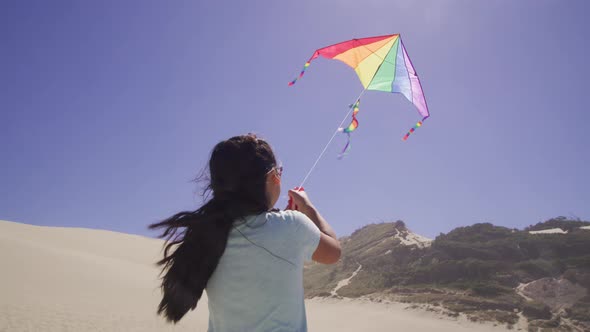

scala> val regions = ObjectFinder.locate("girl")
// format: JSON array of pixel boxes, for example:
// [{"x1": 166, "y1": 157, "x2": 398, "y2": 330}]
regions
[{"x1": 149, "y1": 134, "x2": 341, "y2": 331}]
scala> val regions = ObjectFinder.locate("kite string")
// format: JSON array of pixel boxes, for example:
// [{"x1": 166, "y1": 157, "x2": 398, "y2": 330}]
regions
[{"x1": 298, "y1": 88, "x2": 367, "y2": 188}]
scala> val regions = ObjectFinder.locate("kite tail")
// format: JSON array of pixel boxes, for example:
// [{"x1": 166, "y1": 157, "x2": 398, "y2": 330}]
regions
[
  {"x1": 337, "y1": 99, "x2": 361, "y2": 158},
  {"x1": 298, "y1": 89, "x2": 366, "y2": 188},
  {"x1": 402, "y1": 117, "x2": 428, "y2": 141},
  {"x1": 288, "y1": 61, "x2": 311, "y2": 86},
  {"x1": 337, "y1": 133, "x2": 352, "y2": 159}
]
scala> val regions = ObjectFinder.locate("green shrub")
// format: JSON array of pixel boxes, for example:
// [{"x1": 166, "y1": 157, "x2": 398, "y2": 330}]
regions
[
  {"x1": 516, "y1": 259, "x2": 559, "y2": 279},
  {"x1": 469, "y1": 283, "x2": 511, "y2": 297},
  {"x1": 522, "y1": 301, "x2": 551, "y2": 320}
]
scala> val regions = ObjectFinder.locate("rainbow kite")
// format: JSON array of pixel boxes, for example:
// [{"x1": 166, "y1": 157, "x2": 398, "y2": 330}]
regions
[{"x1": 289, "y1": 34, "x2": 430, "y2": 154}]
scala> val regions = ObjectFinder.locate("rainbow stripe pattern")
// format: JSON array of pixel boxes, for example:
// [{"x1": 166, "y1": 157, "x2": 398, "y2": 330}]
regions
[
  {"x1": 337, "y1": 99, "x2": 361, "y2": 158},
  {"x1": 289, "y1": 34, "x2": 429, "y2": 141},
  {"x1": 403, "y1": 120, "x2": 423, "y2": 141},
  {"x1": 288, "y1": 62, "x2": 310, "y2": 86},
  {"x1": 342, "y1": 100, "x2": 360, "y2": 133}
]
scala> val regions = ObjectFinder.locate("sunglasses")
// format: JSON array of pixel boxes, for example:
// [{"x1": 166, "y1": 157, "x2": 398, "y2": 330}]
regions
[{"x1": 267, "y1": 164, "x2": 283, "y2": 177}]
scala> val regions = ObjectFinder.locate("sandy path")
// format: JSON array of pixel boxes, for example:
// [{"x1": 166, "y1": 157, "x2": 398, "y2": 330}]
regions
[{"x1": 330, "y1": 263, "x2": 362, "y2": 296}]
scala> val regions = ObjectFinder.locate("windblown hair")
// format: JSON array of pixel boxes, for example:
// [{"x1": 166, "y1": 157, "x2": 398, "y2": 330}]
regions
[{"x1": 148, "y1": 134, "x2": 277, "y2": 323}]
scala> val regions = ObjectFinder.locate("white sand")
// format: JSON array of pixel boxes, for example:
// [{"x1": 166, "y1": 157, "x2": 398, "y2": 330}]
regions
[
  {"x1": 529, "y1": 228, "x2": 567, "y2": 234},
  {"x1": 307, "y1": 298, "x2": 513, "y2": 332},
  {"x1": 394, "y1": 229, "x2": 432, "y2": 248},
  {"x1": 0, "y1": 220, "x2": 512, "y2": 331}
]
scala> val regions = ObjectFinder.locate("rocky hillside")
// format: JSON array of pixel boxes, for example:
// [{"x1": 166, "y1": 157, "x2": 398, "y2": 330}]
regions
[{"x1": 304, "y1": 217, "x2": 590, "y2": 330}]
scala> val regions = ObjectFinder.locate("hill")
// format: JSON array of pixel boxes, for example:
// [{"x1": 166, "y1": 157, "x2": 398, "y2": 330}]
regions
[{"x1": 304, "y1": 217, "x2": 590, "y2": 330}]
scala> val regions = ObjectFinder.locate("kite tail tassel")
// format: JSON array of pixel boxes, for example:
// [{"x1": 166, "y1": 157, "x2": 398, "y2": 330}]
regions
[
  {"x1": 337, "y1": 98, "x2": 361, "y2": 159},
  {"x1": 337, "y1": 132, "x2": 351, "y2": 159},
  {"x1": 402, "y1": 117, "x2": 428, "y2": 141},
  {"x1": 288, "y1": 61, "x2": 312, "y2": 86}
]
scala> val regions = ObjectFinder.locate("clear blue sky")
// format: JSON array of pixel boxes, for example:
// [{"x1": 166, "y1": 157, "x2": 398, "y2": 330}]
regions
[{"x1": 1, "y1": 1, "x2": 589, "y2": 239}]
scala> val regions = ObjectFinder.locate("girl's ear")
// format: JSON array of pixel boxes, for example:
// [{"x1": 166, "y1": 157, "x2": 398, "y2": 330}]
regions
[
  {"x1": 266, "y1": 172, "x2": 280, "y2": 185},
  {"x1": 272, "y1": 174, "x2": 281, "y2": 184}
]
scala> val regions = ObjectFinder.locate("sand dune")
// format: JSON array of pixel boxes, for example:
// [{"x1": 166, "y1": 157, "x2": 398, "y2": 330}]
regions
[{"x1": 0, "y1": 220, "x2": 511, "y2": 331}]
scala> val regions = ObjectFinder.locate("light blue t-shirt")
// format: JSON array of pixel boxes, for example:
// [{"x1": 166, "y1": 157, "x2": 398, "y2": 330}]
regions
[{"x1": 206, "y1": 210, "x2": 321, "y2": 332}]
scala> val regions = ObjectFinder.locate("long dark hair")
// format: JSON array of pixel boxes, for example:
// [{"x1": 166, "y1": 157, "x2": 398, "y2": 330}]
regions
[{"x1": 148, "y1": 134, "x2": 277, "y2": 323}]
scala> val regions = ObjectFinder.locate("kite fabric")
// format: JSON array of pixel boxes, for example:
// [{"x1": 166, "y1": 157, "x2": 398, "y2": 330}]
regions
[{"x1": 289, "y1": 34, "x2": 430, "y2": 150}]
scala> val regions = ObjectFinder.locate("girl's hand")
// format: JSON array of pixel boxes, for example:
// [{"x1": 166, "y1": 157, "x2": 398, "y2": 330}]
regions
[{"x1": 286, "y1": 189, "x2": 314, "y2": 214}]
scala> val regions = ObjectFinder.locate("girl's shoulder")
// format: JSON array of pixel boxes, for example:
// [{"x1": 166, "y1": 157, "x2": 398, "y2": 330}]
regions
[
  {"x1": 235, "y1": 210, "x2": 302, "y2": 227},
  {"x1": 235, "y1": 210, "x2": 309, "y2": 231},
  {"x1": 264, "y1": 209, "x2": 307, "y2": 223}
]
